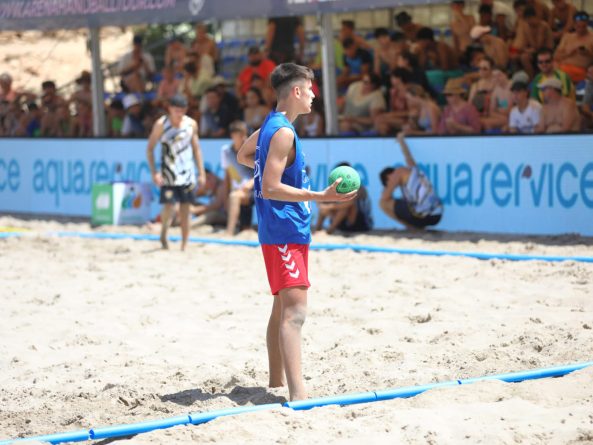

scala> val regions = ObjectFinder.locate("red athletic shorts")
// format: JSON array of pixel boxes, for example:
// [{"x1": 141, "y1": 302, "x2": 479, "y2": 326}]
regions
[{"x1": 261, "y1": 243, "x2": 311, "y2": 295}]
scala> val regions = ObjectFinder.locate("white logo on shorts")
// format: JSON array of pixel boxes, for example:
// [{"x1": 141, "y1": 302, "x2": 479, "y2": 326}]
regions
[{"x1": 277, "y1": 245, "x2": 300, "y2": 278}]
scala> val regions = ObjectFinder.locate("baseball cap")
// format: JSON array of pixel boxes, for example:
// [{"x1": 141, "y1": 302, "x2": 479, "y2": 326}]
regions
[
  {"x1": 470, "y1": 25, "x2": 491, "y2": 40},
  {"x1": 539, "y1": 77, "x2": 562, "y2": 90},
  {"x1": 122, "y1": 94, "x2": 141, "y2": 110},
  {"x1": 168, "y1": 93, "x2": 188, "y2": 108}
]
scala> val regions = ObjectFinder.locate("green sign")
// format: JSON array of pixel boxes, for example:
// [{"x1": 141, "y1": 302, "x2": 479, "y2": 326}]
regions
[{"x1": 91, "y1": 183, "x2": 114, "y2": 226}]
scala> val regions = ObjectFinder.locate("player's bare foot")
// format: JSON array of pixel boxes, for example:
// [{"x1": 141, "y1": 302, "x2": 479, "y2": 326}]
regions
[{"x1": 160, "y1": 232, "x2": 169, "y2": 249}]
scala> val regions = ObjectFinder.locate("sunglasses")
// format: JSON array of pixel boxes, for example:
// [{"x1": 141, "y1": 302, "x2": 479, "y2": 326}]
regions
[{"x1": 537, "y1": 59, "x2": 552, "y2": 64}]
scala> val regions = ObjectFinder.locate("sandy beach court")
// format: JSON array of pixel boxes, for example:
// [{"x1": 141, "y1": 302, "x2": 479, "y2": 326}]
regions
[{"x1": 1, "y1": 216, "x2": 592, "y2": 444}]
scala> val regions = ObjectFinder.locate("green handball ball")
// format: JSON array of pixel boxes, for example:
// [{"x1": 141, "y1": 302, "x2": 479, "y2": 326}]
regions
[{"x1": 328, "y1": 165, "x2": 361, "y2": 193}]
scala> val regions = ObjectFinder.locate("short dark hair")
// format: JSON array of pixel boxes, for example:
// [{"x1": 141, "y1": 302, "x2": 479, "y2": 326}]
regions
[
  {"x1": 536, "y1": 47, "x2": 553, "y2": 59},
  {"x1": 341, "y1": 20, "x2": 355, "y2": 30},
  {"x1": 367, "y1": 72, "x2": 383, "y2": 89},
  {"x1": 390, "y1": 31, "x2": 405, "y2": 42},
  {"x1": 374, "y1": 27, "x2": 390, "y2": 39},
  {"x1": 229, "y1": 120, "x2": 248, "y2": 134},
  {"x1": 391, "y1": 68, "x2": 412, "y2": 83},
  {"x1": 513, "y1": 0, "x2": 527, "y2": 8},
  {"x1": 479, "y1": 4, "x2": 493, "y2": 14},
  {"x1": 416, "y1": 27, "x2": 435, "y2": 41},
  {"x1": 270, "y1": 63, "x2": 314, "y2": 99},
  {"x1": 41, "y1": 80, "x2": 56, "y2": 90},
  {"x1": 380, "y1": 167, "x2": 395, "y2": 187},
  {"x1": 395, "y1": 11, "x2": 412, "y2": 26},
  {"x1": 523, "y1": 5, "x2": 536, "y2": 18}
]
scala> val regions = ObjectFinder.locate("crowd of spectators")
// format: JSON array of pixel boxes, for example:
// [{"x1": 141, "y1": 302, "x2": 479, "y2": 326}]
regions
[{"x1": 1, "y1": 6, "x2": 593, "y2": 138}]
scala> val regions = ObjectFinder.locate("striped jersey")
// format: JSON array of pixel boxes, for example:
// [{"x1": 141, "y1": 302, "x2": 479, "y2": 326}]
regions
[
  {"x1": 403, "y1": 167, "x2": 443, "y2": 217},
  {"x1": 160, "y1": 115, "x2": 196, "y2": 186}
]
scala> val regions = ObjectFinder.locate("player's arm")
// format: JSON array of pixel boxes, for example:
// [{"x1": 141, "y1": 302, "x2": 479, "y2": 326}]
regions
[
  {"x1": 191, "y1": 120, "x2": 206, "y2": 187},
  {"x1": 396, "y1": 131, "x2": 416, "y2": 168},
  {"x1": 262, "y1": 128, "x2": 356, "y2": 203},
  {"x1": 147, "y1": 118, "x2": 164, "y2": 186},
  {"x1": 237, "y1": 129, "x2": 260, "y2": 168}
]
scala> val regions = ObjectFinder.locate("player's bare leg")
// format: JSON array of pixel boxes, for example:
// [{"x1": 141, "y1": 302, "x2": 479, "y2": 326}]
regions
[
  {"x1": 160, "y1": 203, "x2": 174, "y2": 249},
  {"x1": 178, "y1": 203, "x2": 190, "y2": 251},
  {"x1": 267, "y1": 296, "x2": 286, "y2": 388}
]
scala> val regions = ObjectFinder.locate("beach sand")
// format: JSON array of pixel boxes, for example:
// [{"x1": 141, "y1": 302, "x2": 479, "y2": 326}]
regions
[{"x1": 1, "y1": 215, "x2": 592, "y2": 444}]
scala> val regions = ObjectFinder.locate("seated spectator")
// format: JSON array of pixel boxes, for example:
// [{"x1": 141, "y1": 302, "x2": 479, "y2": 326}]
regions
[
  {"x1": 535, "y1": 77, "x2": 580, "y2": 132},
  {"x1": 340, "y1": 19, "x2": 373, "y2": 51},
  {"x1": 380, "y1": 132, "x2": 443, "y2": 230},
  {"x1": 121, "y1": 94, "x2": 145, "y2": 137},
  {"x1": 71, "y1": 70, "x2": 92, "y2": 109},
  {"x1": 478, "y1": 4, "x2": 500, "y2": 36},
  {"x1": 470, "y1": 25, "x2": 509, "y2": 68},
  {"x1": 395, "y1": 11, "x2": 423, "y2": 42},
  {"x1": 396, "y1": 50, "x2": 436, "y2": 98},
  {"x1": 482, "y1": 69, "x2": 513, "y2": 131},
  {"x1": 315, "y1": 162, "x2": 373, "y2": 234},
  {"x1": 481, "y1": 0, "x2": 517, "y2": 40},
  {"x1": 187, "y1": 48, "x2": 215, "y2": 89},
  {"x1": 156, "y1": 65, "x2": 181, "y2": 104},
  {"x1": 508, "y1": 80, "x2": 542, "y2": 133},
  {"x1": 549, "y1": 0, "x2": 576, "y2": 43},
  {"x1": 200, "y1": 86, "x2": 234, "y2": 137},
  {"x1": 531, "y1": 47, "x2": 575, "y2": 102},
  {"x1": 337, "y1": 37, "x2": 373, "y2": 90},
  {"x1": 451, "y1": 0, "x2": 476, "y2": 55},
  {"x1": 41, "y1": 80, "x2": 66, "y2": 112},
  {"x1": 438, "y1": 78, "x2": 481, "y2": 134},
  {"x1": 402, "y1": 84, "x2": 441, "y2": 135},
  {"x1": 236, "y1": 46, "x2": 276, "y2": 100},
  {"x1": 191, "y1": 168, "x2": 228, "y2": 227},
  {"x1": 554, "y1": 11, "x2": 593, "y2": 82},
  {"x1": 469, "y1": 57, "x2": 497, "y2": 113},
  {"x1": 164, "y1": 37, "x2": 187, "y2": 74},
  {"x1": 107, "y1": 99, "x2": 125, "y2": 137},
  {"x1": 414, "y1": 27, "x2": 457, "y2": 71},
  {"x1": 208, "y1": 76, "x2": 241, "y2": 120},
  {"x1": 17, "y1": 102, "x2": 42, "y2": 137},
  {"x1": 264, "y1": 16, "x2": 305, "y2": 64},
  {"x1": 1, "y1": 98, "x2": 24, "y2": 136},
  {"x1": 295, "y1": 98, "x2": 325, "y2": 137},
  {"x1": 41, "y1": 104, "x2": 72, "y2": 137},
  {"x1": 179, "y1": 60, "x2": 203, "y2": 106},
  {"x1": 581, "y1": 63, "x2": 593, "y2": 129},
  {"x1": 373, "y1": 27, "x2": 398, "y2": 86},
  {"x1": 339, "y1": 73, "x2": 385, "y2": 135},
  {"x1": 374, "y1": 68, "x2": 411, "y2": 135},
  {"x1": 221, "y1": 121, "x2": 255, "y2": 235},
  {"x1": 242, "y1": 87, "x2": 270, "y2": 134},
  {"x1": 0, "y1": 72, "x2": 18, "y2": 104},
  {"x1": 511, "y1": 6, "x2": 554, "y2": 77},
  {"x1": 192, "y1": 23, "x2": 219, "y2": 69},
  {"x1": 70, "y1": 101, "x2": 93, "y2": 137},
  {"x1": 118, "y1": 34, "x2": 155, "y2": 94},
  {"x1": 250, "y1": 74, "x2": 276, "y2": 109},
  {"x1": 527, "y1": 0, "x2": 551, "y2": 23}
]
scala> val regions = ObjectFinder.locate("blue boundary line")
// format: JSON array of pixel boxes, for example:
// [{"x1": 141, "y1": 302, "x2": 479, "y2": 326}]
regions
[
  {"x1": 2, "y1": 362, "x2": 591, "y2": 444},
  {"x1": 2, "y1": 230, "x2": 592, "y2": 263}
]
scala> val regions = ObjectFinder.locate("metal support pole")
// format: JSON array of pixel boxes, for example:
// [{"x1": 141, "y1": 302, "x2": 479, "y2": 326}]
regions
[
  {"x1": 89, "y1": 27, "x2": 106, "y2": 137},
  {"x1": 319, "y1": 13, "x2": 338, "y2": 136}
]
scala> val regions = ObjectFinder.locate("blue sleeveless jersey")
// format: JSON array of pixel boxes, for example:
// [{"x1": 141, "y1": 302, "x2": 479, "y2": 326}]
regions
[{"x1": 254, "y1": 111, "x2": 312, "y2": 245}]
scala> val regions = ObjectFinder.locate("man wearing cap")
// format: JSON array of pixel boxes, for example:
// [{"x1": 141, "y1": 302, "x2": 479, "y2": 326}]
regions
[
  {"x1": 147, "y1": 94, "x2": 206, "y2": 251},
  {"x1": 118, "y1": 34, "x2": 156, "y2": 94},
  {"x1": 508, "y1": 80, "x2": 542, "y2": 133},
  {"x1": 554, "y1": 11, "x2": 593, "y2": 82},
  {"x1": 236, "y1": 46, "x2": 276, "y2": 100},
  {"x1": 531, "y1": 48, "x2": 575, "y2": 102},
  {"x1": 121, "y1": 94, "x2": 145, "y2": 137},
  {"x1": 470, "y1": 25, "x2": 508, "y2": 68},
  {"x1": 535, "y1": 77, "x2": 580, "y2": 132},
  {"x1": 438, "y1": 78, "x2": 481, "y2": 134}
]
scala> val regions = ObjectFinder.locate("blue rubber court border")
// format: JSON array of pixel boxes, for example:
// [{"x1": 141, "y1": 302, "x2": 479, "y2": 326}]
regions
[
  {"x1": 2, "y1": 230, "x2": 592, "y2": 263},
  {"x1": 1, "y1": 361, "x2": 591, "y2": 444}
]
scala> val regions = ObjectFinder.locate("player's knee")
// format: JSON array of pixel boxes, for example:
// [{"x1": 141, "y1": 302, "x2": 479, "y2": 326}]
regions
[{"x1": 283, "y1": 305, "x2": 307, "y2": 328}]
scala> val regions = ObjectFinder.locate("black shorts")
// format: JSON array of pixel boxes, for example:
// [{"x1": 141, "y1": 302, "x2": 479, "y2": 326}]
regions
[
  {"x1": 394, "y1": 199, "x2": 442, "y2": 229},
  {"x1": 160, "y1": 185, "x2": 195, "y2": 204},
  {"x1": 338, "y1": 209, "x2": 371, "y2": 232}
]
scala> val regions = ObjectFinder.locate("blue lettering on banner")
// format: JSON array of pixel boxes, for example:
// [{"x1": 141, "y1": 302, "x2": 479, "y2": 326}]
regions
[{"x1": 0, "y1": 159, "x2": 20, "y2": 192}]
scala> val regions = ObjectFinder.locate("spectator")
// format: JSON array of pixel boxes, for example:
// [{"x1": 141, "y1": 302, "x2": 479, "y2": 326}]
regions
[
  {"x1": 511, "y1": 6, "x2": 554, "y2": 77},
  {"x1": 581, "y1": 63, "x2": 593, "y2": 129},
  {"x1": 70, "y1": 101, "x2": 93, "y2": 137},
  {"x1": 414, "y1": 27, "x2": 457, "y2": 71},
  {"x1": 107, "y1": 99, "x2": 125, "y2": 137},
  {"x1": 549, "y1": 0, "x2": 576, "y2": 43},
  {"x1": 209, "y1": 76, "x2": 241, "y2": 120},
  {"x1": 482, "y1": 69, "x2": 513, "y2": 132},
  {"x1": 40, "y1": 80, "x2": 65, "y2": 112},
  {"x1": 402, "y1": 84, "x2": 441, "y2": 135},
  {"x1": 535, "y1": 77, "x2": 580, "y2": 132},
  {"x1": 249, "y1": 74, "x2": 276, "y2": 109},
  {"x1": 478, "y1": 4, "x2": 499, "y2": 35},
  {"x1": 470, "y1": 25, "x2": 509, "y2": 68},
  {"x1": 554, "y1": 11, "x2": 593, "y2": 83},
  {"x1": 187, "y1": 48, "x2": 215, "y2": 90},
  {"x1": 508, "y1": 80, "x2": 542, "y2": 133},
  {"x1": 242, "y1": 87, "x2": 270, "y2": 134},
  {"x1": 481, "y1": 0, "x2": 517, "y2": 40},
  {"x1": 156, "y1": 65, "x2": 181, "y2": 104},
  {"x1": 295, "y1": 98, "x2": 325, "y2": 137},
  {"x1": 191, "y1": 168, "x2": 227, "y2": 227},
  {"x1": 200, "y1": 86, "x2": 234, "y2": 137},
  {"x1": 531, "y1": 48, "x2": 575, "y2": 102},
  {"x1": 315, "y1": 162, "x2": 373, "y2": 234},
  {"x1": 0, "y1": 72, "x2": 18, "y2": 103},
  {"x1": 340, "y1": 20, "x2": 373, "y2": 51},
  {"x1": 179, "y1": 61, "x2": 202, "y2": 105},
  {"x1": 264, "y1": 16, "x2": 305, "y2": 64},
  {"x1": 379, "y1": 132, "x2": 443, "y2": 230},
  {"x1": 192, "y1": 23, "x2": 219, "y2": 68},
  {"x1": 338, "y1": 73, "x2": 386, "y2": 135},
  {"x1": 438, "y1": 78, "x2": 481, "y2": 134},
  {"x1": 1, "y1": 99, "x2": 23, "y2": 136},
  {"x1": 526, "y1": 0, "x2": 551, "y2": 23},
  {"x1": 450, "y1": 0, "x2": 476, "y2": 55},
  {"x1": 396, "y1": 50, "x2": 436, "y2": 98},
  {"x1": 18, "y1": 102, "x2": 42, "y2": 137},
  {"x1": 469, "y1": 57, "x2": 497, "y2": 113},
  {"x1": 221, "y1": 121, "x2": 255, "y2": 235},
  {"x1": 395, "y1": 11, "x2": 423, "y2": 42},
  {"x1": 121, "y1": 94, "x2": 145, "y2": 137},
  {"x1": 118, "y1": 34, "x2": 155, "y2": 94},
  {"x1": 164, "y1": 37, "x2": 187, "y2": 74},
  {"x1": 373, "y1": 27, "x2": 398, "y2": 86},
  {"x1": 236, "y1": 46, "x2": 276, "y2": 99},
  {"x1": 337, "y1": 37, "x2": 373, "y2": 90},
  {"x1": 374, "y1": 68, "x2": 411, "y2": 135},
  {"x1": 71, "y1": 70, "x2": 92, "y2": 109}
]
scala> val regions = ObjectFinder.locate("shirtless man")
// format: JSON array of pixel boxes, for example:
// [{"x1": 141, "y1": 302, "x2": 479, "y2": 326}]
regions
[{"x1": 535, "y1": 77, "x2": 580, "y2": 132}]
